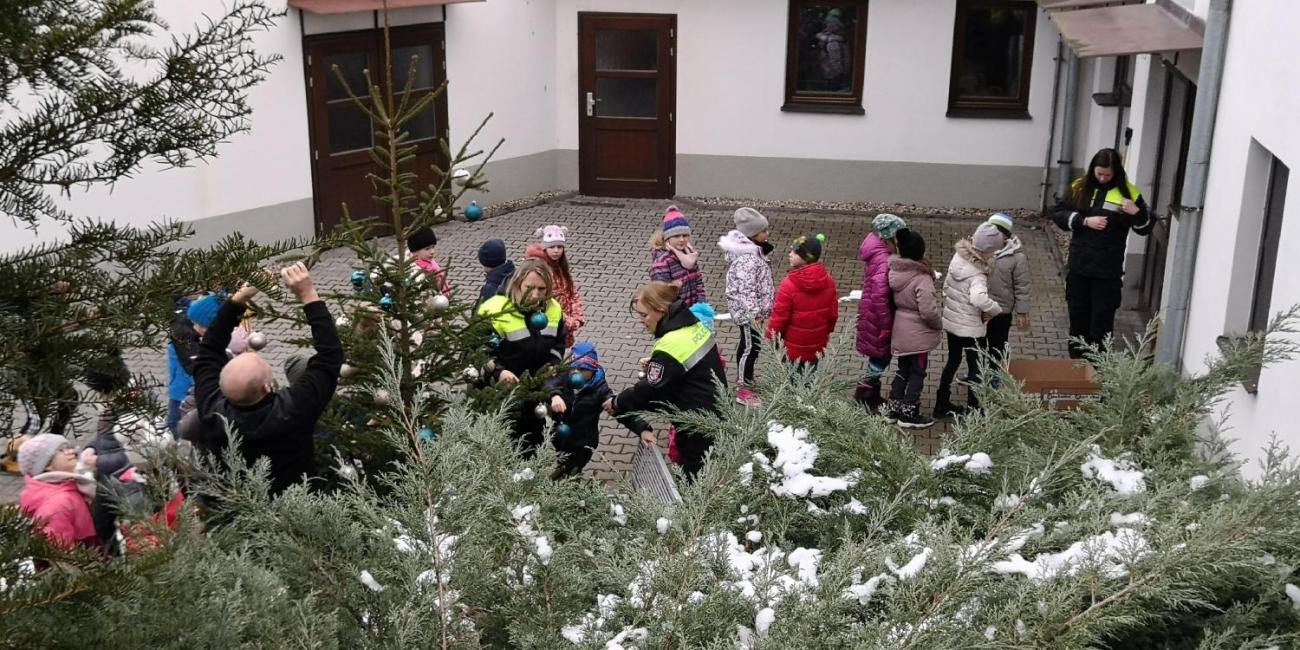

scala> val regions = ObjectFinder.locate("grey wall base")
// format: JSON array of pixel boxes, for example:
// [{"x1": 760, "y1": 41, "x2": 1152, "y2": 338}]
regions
[
  {"x1": 459, "y1": 149, "x2": 579, "y2": 207},
  {"x1": 184, "y1": 197, "x2": 315, "y2": 248},
  {"x1": 676, "y1": 154, "x2": 1046, "y2": 210}
]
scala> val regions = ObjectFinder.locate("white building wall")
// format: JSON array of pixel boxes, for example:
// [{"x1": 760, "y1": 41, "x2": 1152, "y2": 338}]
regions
[
  {"x1": 551, "y1": 0, "x2": 1060, "y2": 207},
  {"x1": 1176, "y1": 0, "x2": 1300, "y2": 475}
]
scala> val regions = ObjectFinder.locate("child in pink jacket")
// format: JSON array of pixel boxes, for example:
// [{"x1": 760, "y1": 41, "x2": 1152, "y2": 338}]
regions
[
  {"x1": 18, "y1": 433, "x2": 99, "y2": 551},
  {"x1": 855, "y1": 213, "x2": 907, "y2": 411},
  {"x1": 408, "y1": 226, "x2": 451, "y2": 297}
]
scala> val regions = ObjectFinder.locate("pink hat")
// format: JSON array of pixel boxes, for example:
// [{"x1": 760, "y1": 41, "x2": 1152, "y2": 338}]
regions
[{"x1": 661, "y1": 206, "x2": 691, "y2": 238}]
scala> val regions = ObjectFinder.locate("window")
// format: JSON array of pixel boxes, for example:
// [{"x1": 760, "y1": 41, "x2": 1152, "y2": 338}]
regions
[
  {"x1": 947, "y1": 0, "x2": 1037, "y2": 119},
  {"x1": 782, "y1": 0, "x2": 868, "y2": 115},
  {"x1": 1249, "y1": 155, "x2": 1289, "y2": 333}
]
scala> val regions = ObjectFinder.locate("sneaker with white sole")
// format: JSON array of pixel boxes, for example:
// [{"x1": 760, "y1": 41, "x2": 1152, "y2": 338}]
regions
[
  {"x1": 894, "y1": 403, "x2": 935, "y2": 429},
  {"x1": 736, "y1": 387, "x2": 761, "y2": 407}
]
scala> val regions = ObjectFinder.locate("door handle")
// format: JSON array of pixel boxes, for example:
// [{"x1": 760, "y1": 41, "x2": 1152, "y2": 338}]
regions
[{"x1": 586, "y1": 91, "x2": 599, "y2": 116}]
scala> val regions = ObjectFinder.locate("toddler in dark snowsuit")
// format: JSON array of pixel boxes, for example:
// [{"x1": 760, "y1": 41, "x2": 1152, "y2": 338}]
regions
[{"x1": 547, "y1": 342, "x2": 651, "y2": 478}]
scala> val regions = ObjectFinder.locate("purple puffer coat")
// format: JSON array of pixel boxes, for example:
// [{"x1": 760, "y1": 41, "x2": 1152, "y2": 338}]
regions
[{"x1": 855, "y1": 233, "x2": 894, "y2": 358}]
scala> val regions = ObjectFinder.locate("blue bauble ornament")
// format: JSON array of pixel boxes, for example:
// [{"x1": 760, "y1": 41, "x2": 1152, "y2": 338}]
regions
[
  {"x1": 379, "y1": 295, "x2": 395, "y2": 311},
  {"x1": 419, "y1": 426, "x2": 435, "y2": 441},
  {"x1": 464, "y1": 200, "x2": 484, "y2": 221},
  {"x1": 569, "y1": 372, "x2": 585, "y2": 388},
  {"x1": 528, "y1": 311, "x2": 548, "y2": 329},
  {"x1": 488, "y1": 334, "x2": 501, "y2": 349},
  {"x1": 350, "y1": 270, "x2": 366, "y2": 289},
  {"x1": 555, "y1": 423, "x2": 572, "y2": 437}
]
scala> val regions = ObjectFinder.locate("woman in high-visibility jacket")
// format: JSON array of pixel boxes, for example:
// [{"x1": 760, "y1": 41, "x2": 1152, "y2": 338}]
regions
[
  {"x1": 1052, "y1": 148, "x2": 1154, "y2": 358},
  {"x1": 476, "y1": 258, "x2": 567, "y2": 455},
  {"x1": 604, "y1": 282, "x2": 726, "y2": 480}
]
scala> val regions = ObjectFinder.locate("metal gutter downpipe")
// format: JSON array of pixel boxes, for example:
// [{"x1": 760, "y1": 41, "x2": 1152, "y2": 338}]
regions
[
  {"x1": 1056, "y1": 49, "x2": 1081, "y2": 202},
  {"x1": 1039, "y1": 37, "x2": 1065, "y2": 214},
  {"x1": 1155, "y1": 0, "x2": 1233, "y2": 371}
]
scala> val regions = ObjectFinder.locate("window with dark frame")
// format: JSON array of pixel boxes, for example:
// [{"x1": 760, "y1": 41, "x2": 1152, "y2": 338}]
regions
[
  {"x1": 1249, "y1": 155, "x2": 1289, "y2": 333},
  {"x1": 947, "y1": 0, "x2": 1037, "y2": 119},
  {"x1": 782, "y1": 0, "x2": 868, "y2": 115}
]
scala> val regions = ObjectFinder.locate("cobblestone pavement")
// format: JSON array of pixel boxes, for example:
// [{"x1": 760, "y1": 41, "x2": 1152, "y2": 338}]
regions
[{"x1": 1, "y1": 196, "x2": 1070, "y2": 502}]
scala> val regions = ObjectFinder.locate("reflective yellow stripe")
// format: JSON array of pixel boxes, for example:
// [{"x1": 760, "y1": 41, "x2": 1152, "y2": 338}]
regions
[{"x1": 653, "y1": 322, "x2": 714, "y2": 370}]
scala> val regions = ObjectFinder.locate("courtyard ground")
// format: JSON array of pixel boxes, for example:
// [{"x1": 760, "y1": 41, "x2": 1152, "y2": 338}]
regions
[{"x1": 1, "y1": 195, "x2": 1084, "y2": 502}]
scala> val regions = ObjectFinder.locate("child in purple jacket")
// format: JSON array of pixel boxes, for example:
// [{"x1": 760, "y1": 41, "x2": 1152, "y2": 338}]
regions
[{"x1": 854, "y1": 213, "x2": 907, "y2": 411}]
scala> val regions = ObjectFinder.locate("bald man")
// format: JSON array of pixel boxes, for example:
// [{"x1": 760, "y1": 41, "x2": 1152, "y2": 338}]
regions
[{"x1": 190, "y1": 263, "x2": 343, "y2": 495}]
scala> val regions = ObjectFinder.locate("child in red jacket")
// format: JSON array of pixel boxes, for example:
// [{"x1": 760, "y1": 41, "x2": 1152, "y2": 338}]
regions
[{"x1": 767, "y1": 234, "x2": 839, "y2": 375}]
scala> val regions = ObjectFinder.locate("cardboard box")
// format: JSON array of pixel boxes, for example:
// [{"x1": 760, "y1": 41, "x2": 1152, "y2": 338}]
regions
[{"x1": 1008, "y1": 359, "x2": 1099, "y2": 410}]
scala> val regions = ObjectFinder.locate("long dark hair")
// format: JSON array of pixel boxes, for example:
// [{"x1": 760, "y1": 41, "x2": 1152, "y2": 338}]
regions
[{"x1": 1071, "y1": 148, "x2": 1133, "y2": 209}]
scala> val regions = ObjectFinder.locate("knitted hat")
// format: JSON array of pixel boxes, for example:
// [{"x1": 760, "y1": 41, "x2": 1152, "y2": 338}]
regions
[
  {"x1": 733, "y1": 207, "x2": 770, "y2": 238},
  {"x1": 972, "y1": 222, "x2": 1004, "y2": 253},
  {"x1": 661, "y1": 206, "x2": 691, "y2": 239},
  {"x1": 18, "y1": 433, "x2": 70, "y2": 477},
  {"x1": 792, "y1": 233, "x2": 826, "y2": 263},
  {"x1": 534, "y1": 225, "x2": 569, "y2": 246},
  {"x1": 478, "y1": 239, "x2": 507, "y2": 268},
  {"x1": 689, "y1": 303, "x2": 716, "y2": 330},
  {"x1": 186, "y1": 294, "x2": 222, "y2": 329},
  {"x1": 895, "y1": 228, "x2": 926, "y2": 261},
  {"x1": 987, "y1": 212, "x2": 1014, "y2": 234},
  {"x1": 408, "y1": 226, "x2": 437, "y2": 253},
  {"x1": 871, "y1": 213, "x2": 907, "y2": 240},
  {"x1": 571, "y1": 341, "x2": 601, "y2": 372}
]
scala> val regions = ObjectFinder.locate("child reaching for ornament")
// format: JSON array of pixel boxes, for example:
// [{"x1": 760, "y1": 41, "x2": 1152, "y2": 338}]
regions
[{"x1": 544, "y1": 342, "x2": 651, "y2": 478}]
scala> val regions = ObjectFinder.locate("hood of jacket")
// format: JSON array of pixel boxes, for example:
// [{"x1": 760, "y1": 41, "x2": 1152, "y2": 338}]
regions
[
  {"x1": 654, "y1": 300, "x2": 701, "y2": 338},
  {"x1": 787, "y1": 262, "x2": 834, "y2": 292},
  {"x1": 859, "y1": 232, "x2": 890, "y2": 264},
  {"x1": 994, "y1": 236, "x2": 1023, "y2": 259},
  {"x1": 717, "y1": 230, "x2": 762, "y2": 261},
  {"x1": 949, "y1": 239, "x2": 990, "y2": 281},
  {"x1": 578, "y1": 367, "x2": 608, "y2": 395},
  {"x1": 484, "y1": 260, "x2": 515, "y2": 288},
  {"x1": 888, "y1": 256, "x2": 931, "y2": 291}
]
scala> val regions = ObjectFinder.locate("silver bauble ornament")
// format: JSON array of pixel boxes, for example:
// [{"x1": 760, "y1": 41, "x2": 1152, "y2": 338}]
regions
[
  {"x1": 637, "y1": 371, "x2": 647, "y2": 380},
  {"x1": 336, "y1": 316, "x2": 350, "y2": 328},
  {"x1": 428, "y1": 293, "x2": 450, "y2": 314},
  {"x1": 247, "y1": 332, "x2": 267, "y2": 351},
  {"x1": 463, "y1": 366, "x2": 480, "y2": 380},
  {"x1": 337, "y1": 464, "x2": 357, "y2": 480},
  {"x1": 339, "y1": 363, "x2": 358, "y2": 379},
  {"x1": 451, "y1": 167, "x2": 472, "y2": 187},
  {"x1": 534, "y1": 403, "x2": 548, "y2": 418},
  {"x1": 374, "y1": 388, "x2": 391, "y2": 406}
]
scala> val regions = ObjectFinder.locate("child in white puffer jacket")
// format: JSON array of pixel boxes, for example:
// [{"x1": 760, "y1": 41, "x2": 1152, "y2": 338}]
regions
[
  {"x1": 934, "y1": 222, "x2": 1003, "y2": 419},
  {"x1": 718, "y1": 207, "x2": 774, "y2": 406}
]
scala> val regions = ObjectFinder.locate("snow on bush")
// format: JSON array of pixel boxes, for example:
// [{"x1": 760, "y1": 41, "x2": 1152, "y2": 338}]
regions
[
  {"x1": 990, "y1": 528, "x2": 1149, "y2": 583},
  {"x1": 931, "y1": 451, "x2": 994, "y2": 475},
  {"x1": 1080, "y1": 446, "x2": 1147, "y2": 496},
  {"x1": 746, "y1": 422, "x2": 859, "y2": 499}
]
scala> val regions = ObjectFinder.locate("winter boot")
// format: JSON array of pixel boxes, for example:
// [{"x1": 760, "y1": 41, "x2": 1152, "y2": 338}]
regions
[
  {"x1": 932, "y1": 388, "x2": 969, "y2": 420},
  {"x1": 736, "y1": 386, "x2": 761, "y2": 407},
  {"x1": 854, "y1": 380, "x2": 884, "y2": 413},
  {"x1": 894, "y1": 403, "x2": 935, "y2": 429}
]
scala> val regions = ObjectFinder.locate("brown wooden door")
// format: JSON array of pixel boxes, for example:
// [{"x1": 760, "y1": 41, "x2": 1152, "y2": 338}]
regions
[
  {"x1": 305, "y1": 24, "x2": 449, "y2": 236},
  {"x1": 578, "y1": 13, "x2": 676, "y2": 198}
]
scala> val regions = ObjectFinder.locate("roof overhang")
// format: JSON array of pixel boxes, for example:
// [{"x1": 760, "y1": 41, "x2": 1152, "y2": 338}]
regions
[
  {"x1": 1040, "y1": 0, "x2": 1204, "y2": 58},
  {"x1": 289, "y1": 0, "x2": 483, "y2": 15}
]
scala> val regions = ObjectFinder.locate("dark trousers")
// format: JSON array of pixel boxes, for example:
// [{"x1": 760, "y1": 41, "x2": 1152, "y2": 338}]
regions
[
  {"x1": 936, "y1": 333, "x2": 981, "y2": 408},
  {"x1": 982, "y1": 313, "x2": 1014, "y2": 369},
  {"x1": 736, "y1": 322, "x2": 761, "y2": 386},
  {"x1": 674, "y1": 425, "x2": 712, "y2": 482},
  {"x1": 512, "y1": 404, "x2": 546, "y2": 458},
  {"x1": 890, "y1": 353, "x2": 928, "y2": 405},
  {"x1": 1066, "y1": 272, "x2": 1123, "y2": 359}
]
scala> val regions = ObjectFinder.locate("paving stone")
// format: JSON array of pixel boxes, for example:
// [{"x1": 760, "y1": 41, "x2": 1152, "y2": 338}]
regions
[{"x1": 0, "y1": 197, "x2": 1072, "y2": 503}]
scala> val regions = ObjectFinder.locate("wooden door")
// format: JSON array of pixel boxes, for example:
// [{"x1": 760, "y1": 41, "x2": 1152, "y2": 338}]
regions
[
  {"x1": 305, "y1": 24, "x2": 449, "y2": 236},
  {"x1": 578, "y1": 13, "x2": 676, "y2": 198}
]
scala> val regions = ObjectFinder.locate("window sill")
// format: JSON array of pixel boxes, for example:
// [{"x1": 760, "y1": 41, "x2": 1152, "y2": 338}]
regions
[
  {"x1": 781, "y1": 102, "x2": 865, "y2": 116},
  {"x1": 945, "y1": 107, "x2": 1032, "y2": 120}
]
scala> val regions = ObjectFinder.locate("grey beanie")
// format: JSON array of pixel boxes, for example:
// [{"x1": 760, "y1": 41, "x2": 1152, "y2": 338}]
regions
[
  {"x1": 733, "y1": 207, "x2": 770, "y2": 238},
  {"x1": 18, "y1": 433, "x2": 69, "y2": 477},
  {"x1": 972, "y1": 222, "x2": 1004, "y2": 253}
]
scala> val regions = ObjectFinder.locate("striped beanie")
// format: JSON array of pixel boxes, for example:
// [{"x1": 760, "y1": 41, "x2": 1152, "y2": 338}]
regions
[
  {"x1": 987, "y1": 212, "x2": 1015, "y2": 233},
  {"x1": 661, "y1": 206, "x2": 691, "y2": 238}
]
